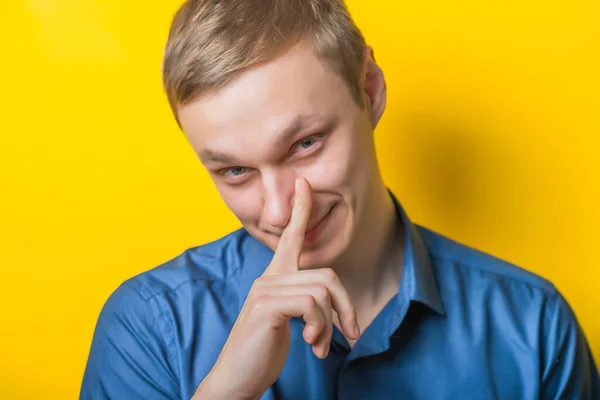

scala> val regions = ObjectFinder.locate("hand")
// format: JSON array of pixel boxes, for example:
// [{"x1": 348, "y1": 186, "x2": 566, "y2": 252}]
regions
[{"x1": 193, "y1": 177, "x2": 360, "y2": 400}]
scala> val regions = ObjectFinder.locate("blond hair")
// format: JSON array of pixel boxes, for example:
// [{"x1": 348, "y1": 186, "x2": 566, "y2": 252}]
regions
[{"x1": 162, "y1": 0, "x2": 366, "y2": 125}]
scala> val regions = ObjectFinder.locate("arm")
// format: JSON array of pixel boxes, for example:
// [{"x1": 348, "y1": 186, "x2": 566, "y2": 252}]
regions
[
  {"x1": 541, "y1": 291, "x2": 599, "y2": 399},
  {"x1": 82, "y1": 178, "x2": 358, "y2": 400},
  {"x1": 80, "y1": 283, "x2": 180, "y2": 400}
]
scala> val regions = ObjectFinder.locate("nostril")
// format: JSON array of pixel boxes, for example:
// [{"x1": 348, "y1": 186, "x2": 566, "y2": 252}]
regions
[{"x1": 259, "y1": 224, "x2": 285, "y2": 237}]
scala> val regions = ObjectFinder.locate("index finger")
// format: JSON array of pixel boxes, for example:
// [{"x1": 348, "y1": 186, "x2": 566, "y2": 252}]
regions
[{"x1": 266, "y1": 177, "x2": 312, "y2": 274}]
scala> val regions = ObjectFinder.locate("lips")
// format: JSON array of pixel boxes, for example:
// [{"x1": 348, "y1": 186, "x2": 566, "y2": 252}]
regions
[
  {"x1": 306, "y1": 209, "x2": 332, "y2": 233},
  {"x1": 261, "y1": 204, "x2": 336, "y2": 244},
  {"x1": 304, "y1": 204, "x2": 335, "y2": 243}
]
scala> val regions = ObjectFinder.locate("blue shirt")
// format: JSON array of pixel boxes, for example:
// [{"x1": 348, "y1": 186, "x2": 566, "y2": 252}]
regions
[{"x1": 81, "y1": 197, "x2": 599, "y2": 399}]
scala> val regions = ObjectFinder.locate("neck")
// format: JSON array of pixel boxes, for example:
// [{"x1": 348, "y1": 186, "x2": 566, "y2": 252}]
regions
[{"x1": 332, "y1": 178, "x2": 405, "y2": 308}]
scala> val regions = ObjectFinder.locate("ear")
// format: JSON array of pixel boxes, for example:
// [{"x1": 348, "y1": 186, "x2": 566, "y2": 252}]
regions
[{"x1": 361, "y1": 46, "x2": 387, "y2": 128}]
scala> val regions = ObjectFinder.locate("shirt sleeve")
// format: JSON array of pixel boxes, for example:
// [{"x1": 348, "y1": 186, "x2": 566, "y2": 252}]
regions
[
  {"x1": 80, "y1": 282, "x2": 180, "y2": 400},
  {"x1": 541, "y1": 291, "x2": 600, "y2": 399}
]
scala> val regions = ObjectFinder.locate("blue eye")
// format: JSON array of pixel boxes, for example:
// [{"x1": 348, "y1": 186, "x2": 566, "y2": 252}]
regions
[
  {"x1": 293, "y1": 134, "x2": 325, "y2": 154},
  {"x1": 226, "y1": 167, "x2": 246, "y2": 176},
  {"x1": 299, "y1": 137, "x2": 317, "y2": 149}
]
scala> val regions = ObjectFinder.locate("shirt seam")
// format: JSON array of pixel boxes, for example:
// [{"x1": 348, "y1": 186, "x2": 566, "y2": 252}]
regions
[
  {"x1": 429, "y1": 254, "x2": 560, "y2": 298},
  {"x1": 131, "y1": 264, "x2": 244, "y2": 302},
  {"x1": 132, "y1": 229, "x2": 250, "y2": 302},
  {"x1": 121, "y1": 282, "x2": 182, "y2": 397},
  {"x1": 147, "y1": 292, "x2": 183, "y2": 396}
]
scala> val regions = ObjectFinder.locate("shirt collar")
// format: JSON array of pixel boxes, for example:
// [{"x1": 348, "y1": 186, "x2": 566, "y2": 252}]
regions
[
  {"x1": 239, "y1": 191, "x2": 445, "y2": 316},
  {"x1": 390, "y1": 191, "x2": 445, "y2": 315}
]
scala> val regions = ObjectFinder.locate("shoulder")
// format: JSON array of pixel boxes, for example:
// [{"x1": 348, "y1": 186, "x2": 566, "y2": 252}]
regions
[
  {"x1": 122, "y1": 228, "x2": 253, "y2": 301},
  {"x1": 93, "y1": 228, "x2": 254, "y2": 340},
  {"x1": 87, "y1": 228, "x2": 254, "y2": 374},
  {"x1": 95, "y1": 227, "x2": 253, "y2": 328},
  {"x1": 414, "y1": 225, "x2": 599, "y2": 396},
  {"x1": 416, "y1": 224, "x2": 558, "y2": 297}
]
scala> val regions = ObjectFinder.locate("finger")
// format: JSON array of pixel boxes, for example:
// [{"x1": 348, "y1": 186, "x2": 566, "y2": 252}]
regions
[
  {"x1": 258, "y1": 284, "x2": 333, "y2": 358},
  {"x1": 262, "y1": 294, "x2": 326, "y2": 345},
  {"x1": 274, "y1": 177, "x2": 312, "y2": 265},
  {"x1": 266, "y1": 177, "x2": 312, "y2": 274},
  {"x1": 312, "y1": 321, "x2": 332, "y2": 359},
  {"x1": 259, "y1": 268, "x2": 359, "y2": 339}
]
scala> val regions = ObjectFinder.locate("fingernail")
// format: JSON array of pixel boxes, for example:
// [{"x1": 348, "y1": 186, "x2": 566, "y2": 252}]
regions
[
  {"x1": 320, "y1": 343, "x2": 329, "y2": 359},
  {"x1": 354, "y1": 321, "x2": 360, "y2": 338},
  {"x1": 295, "y1": 177, "x2": 301, "y2": 193}
]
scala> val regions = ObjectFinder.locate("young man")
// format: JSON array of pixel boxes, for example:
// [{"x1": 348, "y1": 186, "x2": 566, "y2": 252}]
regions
[{"x1": 81, "y1": 0, "x2": 599, "y2": 399}]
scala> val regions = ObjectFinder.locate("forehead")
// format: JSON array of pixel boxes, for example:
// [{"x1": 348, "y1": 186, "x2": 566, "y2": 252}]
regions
[{"x1": 177, "y1": 44, "x2": 353, "y2": 157}]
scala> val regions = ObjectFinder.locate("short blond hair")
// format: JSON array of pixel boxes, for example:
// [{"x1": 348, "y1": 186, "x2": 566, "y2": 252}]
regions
[{"x1": 162, "y1": 0, "x2": 366, "y2": 125}]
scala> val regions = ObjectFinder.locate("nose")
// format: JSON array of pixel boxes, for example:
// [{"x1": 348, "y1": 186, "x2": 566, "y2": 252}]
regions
[{"x1": 261, "y1": 168, "x2": 296, "y2": 233}]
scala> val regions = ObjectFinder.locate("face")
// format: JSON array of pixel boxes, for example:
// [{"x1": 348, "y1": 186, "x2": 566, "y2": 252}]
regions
[{"x1": 178, "y1": 43, "x2": 386, "y2": 269}]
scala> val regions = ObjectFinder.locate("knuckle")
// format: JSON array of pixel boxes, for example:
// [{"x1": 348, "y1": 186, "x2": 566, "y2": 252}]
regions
[
  {"x1": 251, "y1": 278, "x2": 264, "y2": 289},
  {"x1": 312, "y1": 320, "x2": 325, "y2": 330},
  {"x1": 249, "y1": 279, "x2": 267, "y2": 294},
  {"x1": 250, "y1": 296, "x2": 270, "y2": 313},
  {"x1": 313, "y1": 285, "x2": 329, "y2": 301},
  {"x1": 346, "y1": 304, "x2": 357, "y2": 318},
  {"x1": 301, "y1": 295, "x2": 318, "y2": 309},
  {"x1": 320, "y1": 267, "x2": 339, "y2": 283}
]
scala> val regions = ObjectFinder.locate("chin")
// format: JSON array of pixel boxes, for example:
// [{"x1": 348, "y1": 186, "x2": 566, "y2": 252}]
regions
[
  {"x1": 297, "y1": 251, "x2": 335, "y2": 270},
  {"x1": 298, "y1": 233, "x2": 349, "y2": 270}
]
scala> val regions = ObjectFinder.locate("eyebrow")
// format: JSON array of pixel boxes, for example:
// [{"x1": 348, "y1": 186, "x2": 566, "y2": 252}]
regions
[{"x1": 200, "y1": 114, "x2": 327, "y2": 164}]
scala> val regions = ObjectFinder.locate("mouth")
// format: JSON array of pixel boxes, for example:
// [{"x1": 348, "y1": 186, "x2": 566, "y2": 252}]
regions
[{"x1": 304, "y1": 204, "x2": 335, "y2": 244}]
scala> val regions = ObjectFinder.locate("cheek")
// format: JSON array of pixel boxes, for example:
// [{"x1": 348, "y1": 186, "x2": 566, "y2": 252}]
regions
[
  {"x1": 215, "y1": 184, "x2": 262, "y2": 224},
  {"x1": 301, "y1": 140, "x2": 358, "y2": 190}
]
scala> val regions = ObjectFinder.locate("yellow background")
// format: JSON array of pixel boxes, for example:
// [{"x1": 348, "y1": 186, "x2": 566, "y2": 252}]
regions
[{"x1": 1, "y1": 0, "x2": 598, "y2": 398}]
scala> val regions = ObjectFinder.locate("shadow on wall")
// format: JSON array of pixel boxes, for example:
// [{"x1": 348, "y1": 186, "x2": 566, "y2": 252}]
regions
[{"x1": 398, "y1": 110, "x2": 526, "y2": 240}]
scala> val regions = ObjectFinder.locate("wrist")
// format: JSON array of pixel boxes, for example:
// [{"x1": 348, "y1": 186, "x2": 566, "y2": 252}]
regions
[
  {"x1": 192, "y1": 374, "x2": 224, "y2": 400},
  {"x1": 193, "y1": 372, "x2": 257, "y2": 400}
]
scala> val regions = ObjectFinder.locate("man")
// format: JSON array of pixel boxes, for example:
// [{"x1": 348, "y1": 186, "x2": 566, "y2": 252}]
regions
[{"x1": 81, "y1": 0, "x2": 599, "y2": 398}]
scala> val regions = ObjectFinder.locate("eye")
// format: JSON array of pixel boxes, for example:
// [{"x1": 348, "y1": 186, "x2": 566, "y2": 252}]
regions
[
  {"x1": 226, "y1": 166, "x2": 247, "y2": 177},
  {"x1": 291, "y1": 134, "x2": 326, "y2": 156},
  {"x1": 298, "y1": 137, "x2": 317, "y2": 149},
  {"x1": 216, "y1": 166, "x2": 251, "y2": 183}
]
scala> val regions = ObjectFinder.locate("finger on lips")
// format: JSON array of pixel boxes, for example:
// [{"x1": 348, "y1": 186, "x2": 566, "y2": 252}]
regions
[
  {"x1": 256, "y1": 177, "x2": 359, "y2": 358},
  {"x1": 267, "y1": 177, "x2": 312, "y2": 273}
]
